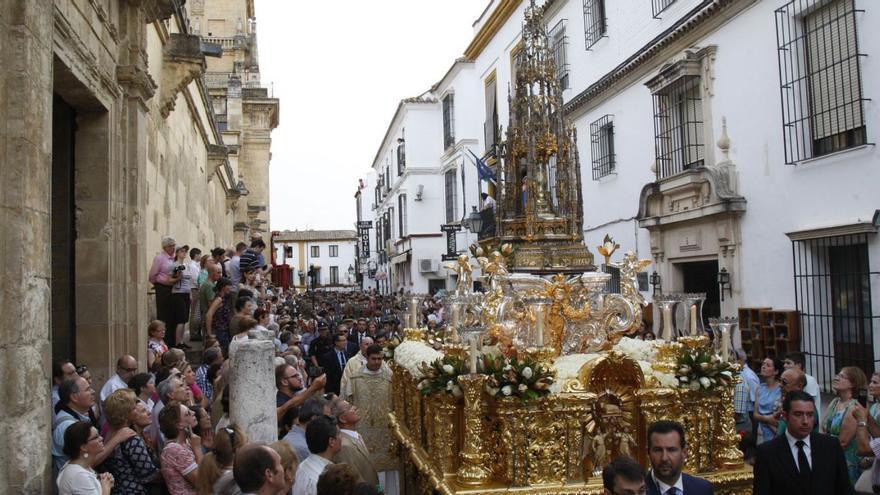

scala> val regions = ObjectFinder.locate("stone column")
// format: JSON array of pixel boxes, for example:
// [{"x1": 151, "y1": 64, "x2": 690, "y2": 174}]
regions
[
  {"x1": 0, "y1": 0, "x2": 55, "y2": 492},
  {"x1": 228, "y1": 339, "x2": 277, "y2": 443}
]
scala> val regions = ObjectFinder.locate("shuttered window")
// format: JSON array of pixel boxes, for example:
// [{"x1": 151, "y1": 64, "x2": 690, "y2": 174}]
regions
[{"x1": 775, "y1": 0, "x2": 867, "y2": 163}]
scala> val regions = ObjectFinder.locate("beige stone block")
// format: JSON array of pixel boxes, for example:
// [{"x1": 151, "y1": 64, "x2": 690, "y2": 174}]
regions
[
  {"x1": 75, "y1": 323, "x2": 113, "y2": 383},
  {"x1": 2, "y1": 406, "x2": 52, "y2": 493},
  {"x1": 0, "y1": 342, "x2": 50, "y2": 418},
  {"x1": 75, "y1": 283, "x2": 110, "y2": 326}
]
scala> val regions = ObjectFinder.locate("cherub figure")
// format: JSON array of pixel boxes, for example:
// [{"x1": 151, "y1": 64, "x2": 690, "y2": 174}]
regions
[
  {"x1": 546, "y1": 273, "x2": 591, "y2": 354},
  {"x1": 444, "y1": 254, "x2": 474, "y2": 297}
]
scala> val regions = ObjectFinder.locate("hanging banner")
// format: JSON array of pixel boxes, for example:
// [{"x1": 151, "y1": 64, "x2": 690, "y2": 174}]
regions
[
  {"x1": 441, "y1": 224, "x2": 462, "y2": 261},
  {"x1": 357, "y1": 221, "x2": 372, "y2": 258}
]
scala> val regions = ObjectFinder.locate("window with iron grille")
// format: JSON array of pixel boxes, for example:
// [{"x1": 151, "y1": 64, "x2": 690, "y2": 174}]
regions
[
  {"x1": 652, "y1": 0, "x2": 677, "y2": 18},
  {"x1": 284, "y1": 245, "x2": 293, "y2": 258},
  {"x1": 397, "y1": 144, "x2": 406, "y2": 175},
  {"x1": 792, "y1": 233, "x2": 879, "y2": 391},
  {"x1": 442, "y1": 93, "x2": 455, "y2": 149},
  {"x1": 583, "y1": 0, "x2": 606, "y2": 50},
  {"x1": 385, "y1": 165, "x2": 391, "y2": 192},
  {"x1": 549, "y1": 19, "x2": 570, "y2": 90},
  {"x1": 590, "y1": 115, "x2": 615, "y2": 180},
  {"x1": 485, "y1": 76, "x2": 499, "y2": 154},
  {"x1": 310, "y1": 245, "x2": 319, "y2": 258},
  {"x1": 652, "y1": 76, "x2": 705, "y2": 179},
  {"x1": 444, "y1": 169, "x2": 457, "y2": 224},
  {"x1": 384, "y1": 209, "x2": 392, "y2": 243},
  {"x1": 398, "y1": 194, "x2": 407, "y2": 237},
  {"x1": 329, "y1": 245, "x2": 338, "y2": 257},
  {"x1": 775, "y1": 0, "x2": 868, "y2": 164},
  {"x1": 329, "y1": 266, "x2": 339, "y2": 285}
]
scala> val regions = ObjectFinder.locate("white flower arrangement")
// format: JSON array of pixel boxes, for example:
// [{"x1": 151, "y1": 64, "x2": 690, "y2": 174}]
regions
[
  {"x1": 549, "y1": 353, "x2": 600, "y2": 393},
  {"x1": 614, "y1": 337, "x2": 661, "y2": 363},
  {"x1": 394, "y1": 340, "x2": 444, "y2": 379}
]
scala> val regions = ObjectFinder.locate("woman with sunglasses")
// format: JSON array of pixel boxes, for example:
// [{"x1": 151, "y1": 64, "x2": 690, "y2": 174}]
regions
[
  {"x1": 823, "y1": 366, "x2": 868, "y2": 483},
  {"x1": 159, "y1": 401, "x2": 203, "y2": 495},
  {"x1": 195, "y1": 424, "x2": 247, "y2": 495},
  {"x1": 57, "y1": 421, "x2": 115, "y2": 494}
]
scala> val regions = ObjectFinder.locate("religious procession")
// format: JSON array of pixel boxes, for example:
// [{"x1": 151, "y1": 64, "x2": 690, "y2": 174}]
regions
[{"x1": 5, "y1": 0, "x2": 880, "y2": 494}]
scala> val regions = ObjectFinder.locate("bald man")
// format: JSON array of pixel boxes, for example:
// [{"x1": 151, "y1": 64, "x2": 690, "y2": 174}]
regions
[
  {"x1": 99, "y1": 354, "x2": 138, "y2": 423},
  {"x1": 775, "y1": 368, "x2": 817, "y2": 437}
]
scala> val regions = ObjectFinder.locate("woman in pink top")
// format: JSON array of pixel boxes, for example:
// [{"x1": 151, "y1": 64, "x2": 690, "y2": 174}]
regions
[{"x1": 158, "y1": 402, "x2": 202, "y2": 495}]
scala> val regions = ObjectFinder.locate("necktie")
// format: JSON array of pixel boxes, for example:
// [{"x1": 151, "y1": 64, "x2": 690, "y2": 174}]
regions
[
  {"x1": 666, "y1": 488, "x2": 680, "y2": 495},
  {"x1": 796, "y1": 440, "x2": 811, "y2": 486},
  {"x1": 338, "y1": 351, "x2": 345, "y2": 369}
]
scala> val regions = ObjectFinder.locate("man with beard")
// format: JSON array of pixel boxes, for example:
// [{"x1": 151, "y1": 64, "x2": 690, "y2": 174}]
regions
[
  {"x1": 645, "y1": 420, "x2": 713, "y2": 495},
  {"x1": 349, "y1": 344, "x2": 398, "y2": 494},
  {"x1": 275, "y1": 363, "x2": 327, "y2": 423}
]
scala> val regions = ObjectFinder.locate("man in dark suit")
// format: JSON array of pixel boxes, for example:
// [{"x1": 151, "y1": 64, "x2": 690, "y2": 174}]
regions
[
  {"x1": 319, "y1": 333, "x2": 352, "y2": 396},
  {"x1": 602, "y1": 456, "x2": 645, "y2": 495},
  {"x1": 645, "y1": 420, "x2": 714, "y2": 495},
  {"x1": 348, "y1": 319, "x2": 369, "y2": 346},
  {"x1": 753, "y1": 390, "x2": 854, "y2": 495}
]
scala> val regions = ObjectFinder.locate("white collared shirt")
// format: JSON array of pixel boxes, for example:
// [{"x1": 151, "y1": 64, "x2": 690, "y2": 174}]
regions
[
  {"x1": 293, "y1": 454, "x2": 333, "y2": 495},
  {"x1": 785, "y1": 429, "x2": 812, "y2": 471},
  {"x1": 652, "y1": 470, "x2": 683, "y2": 494}
]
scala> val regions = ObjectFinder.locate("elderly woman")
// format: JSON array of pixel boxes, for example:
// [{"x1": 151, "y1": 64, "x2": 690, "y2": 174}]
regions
[
  {"x1": 57, "y1": 421, "x2": 115, "y2": 495},
  {"x1": 823, "y1": 365, "x2": 867, "y2": 483},
  {"x1": 159, "y1": 401, "x2": 203, "y2": 495},
  {"x1": 196, "y1": 424, "x2": 247, "y2": 495},
  {"x1": 102, "y1": 389, "x2": 159, "y2": 495},
  {"x1": 147, "y1": 320, "x2": 169, "y2": 373},
  {"x1": 149, "y1": 236, "x2": 182, "y2": 348}
]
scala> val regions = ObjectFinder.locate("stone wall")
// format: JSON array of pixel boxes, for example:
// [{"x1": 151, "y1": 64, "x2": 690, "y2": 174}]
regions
[
  {"x1": 0, "y1": 0, "x2": 270, "y2": 490},
  {"x1": 0, "y1": 2, "x2": 55, "y2": 491}
]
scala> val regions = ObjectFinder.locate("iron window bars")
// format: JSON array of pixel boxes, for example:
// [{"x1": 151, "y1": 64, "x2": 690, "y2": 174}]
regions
[
  {"x1": 549, "y1": 19, "x2": 570, "y2": 90},
  {"x1": 775, "y1": 0, "x2": 868, "y2": 164},
  {"x1": 444, "y1": 169, "x2": 457, "y2": 224},
  {"x1": 590, "y1": 114, "x2": 616, "y2": 180},
  {"x1": 442, "y1": 93, "x2": 455, "y2": 150},
  {"x1": 653, "y1": 0, "x2": 677, "y2": 19},
  {"x1": 583, "y1": 0, "x2": 607, "y2": 50},
  {"x1": 792, "y1": 233, "x2": 878, "y2": 392},
  {"x1": 652, "y1": 75, "x2": 705, "y2": 179},
  {"x1": 397, "y1": 144, "x2": 406, "y2": 175}
]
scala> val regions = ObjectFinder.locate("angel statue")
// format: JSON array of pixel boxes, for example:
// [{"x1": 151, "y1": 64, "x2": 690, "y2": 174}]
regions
[{"x1": 444, "y1": 254, "x2": 474, "y2": 297}]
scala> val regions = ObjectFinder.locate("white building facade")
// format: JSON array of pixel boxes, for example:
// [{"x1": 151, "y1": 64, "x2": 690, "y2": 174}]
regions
[
  {"x1": 363, "y1": 0, "x2": 879, "y2": 386},
  {"x1": 361, "y1": 67, "x2": 486, "y2": 296},
  {"x1": 273, "y1": 230, "x2": 358, "y2": 289}
]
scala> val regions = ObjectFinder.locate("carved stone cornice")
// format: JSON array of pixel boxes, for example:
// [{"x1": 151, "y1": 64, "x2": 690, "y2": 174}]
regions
[
  {"x1": 636, "y1": 167, "x2": 746, "y2": 230},
  {"x1": 159, "y1": 33, "x2": 206, "y2": 118},
  {"x1": 117, "y1": 64, "x2": 157, "y2": 105},
  {"x1": 141, "y1": 0, "x2": 179, "y2": 24},
  {"x1": 206, "y1": 143, "x2": 228, "y2": 183}
]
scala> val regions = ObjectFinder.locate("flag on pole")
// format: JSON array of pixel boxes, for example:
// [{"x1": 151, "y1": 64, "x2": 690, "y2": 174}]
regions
[{"x1": 466, "y1": 149, "x2": 497, "y2": 184}]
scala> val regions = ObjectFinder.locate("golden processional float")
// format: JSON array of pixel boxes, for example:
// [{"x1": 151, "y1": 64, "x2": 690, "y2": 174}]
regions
[{"x1": 386, "y1": 2, "x2": 753, "y2": 494}]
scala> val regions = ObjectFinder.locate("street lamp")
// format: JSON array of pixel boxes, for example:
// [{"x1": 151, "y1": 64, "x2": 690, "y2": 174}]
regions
[
  {"x1": 465, "y1": 206, "x2": 483, "y2": 234},
  {"x1": 650, "y1": 272, "x2": 662, "y2": 295}
]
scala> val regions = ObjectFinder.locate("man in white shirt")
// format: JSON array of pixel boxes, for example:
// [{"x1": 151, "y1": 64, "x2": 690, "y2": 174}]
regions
[
  {"x1": 481, "y1": 192, "x2": 496, "y2": 211},
  {"x1": 783, "y1": 351, "x2": 821, "y2": 422},
  {"x1": 99, "y1": 355, "x2": 138, "y2": 424},
  {"x1": 293, "y1": 416, "x2": 341, "y2": 495}
]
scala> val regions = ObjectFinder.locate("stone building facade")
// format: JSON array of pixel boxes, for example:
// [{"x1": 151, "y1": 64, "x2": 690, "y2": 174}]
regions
[
  {"x1": 191, "y1": 0, "x2": 279, "y2": 241},
  {"x1": 0, "y1": 0, "x2": 277, "y2": 490}
]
